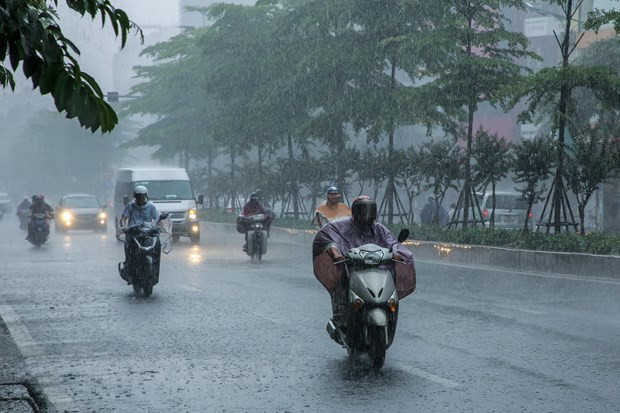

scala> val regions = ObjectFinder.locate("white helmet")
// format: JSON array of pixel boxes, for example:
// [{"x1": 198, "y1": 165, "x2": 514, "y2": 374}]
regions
[
  {"x1": 134, "y1": 185, "x2": 148, "y2": 205},
  {"x1": 134, "y1": 185, "x2": 148, "y2": 196}
]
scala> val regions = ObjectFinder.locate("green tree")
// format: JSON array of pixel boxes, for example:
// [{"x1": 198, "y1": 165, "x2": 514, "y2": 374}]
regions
[
  {"x1": 0, "y1": 0, "x2": 141, "y2": 132},
  {"x1": 471, "y1": 129, "x2": 513, "y2": 227},
  {"x1": 123, "y1": 26, "x2": 216, "y2": 172},
  {"x1": 585, "y1": 6, "x2": 620, "y2": 33},
  {"x1": 510, "y1": 0, "x2": 620, "y2": 233},
  {"x1": 414, "y1": 0, "x2": 535, "y2": 228},
  {"x1": 420, "y1": 140, "x2": 462, "y2": 226},
  {"x1": 512, "y1": 137, "x2": 555, "y2": 233},
  {"x1": 564, "y1": 131, "x2": 618, "y2": 234}
]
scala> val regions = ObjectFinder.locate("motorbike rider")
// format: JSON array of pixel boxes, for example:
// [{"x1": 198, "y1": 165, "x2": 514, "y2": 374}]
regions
[
  {"x1": 16, "y1": 196, "x2": 31, "y2": 229},
  {"x1": 238, "y1": 191, "x2": 273, "y2": 252},
  {"x1": 312, "y1": 196, "x2": 416, "y2": 335},
  {"x1": 313, "y1": 186, "x2": 351, "y2": 227},
  {"x1": 26, "y1": 195, "x2": 53, "y2": 241},
  {"x1": 118, "y1": 186, "x2": 160, "y2": 282}
]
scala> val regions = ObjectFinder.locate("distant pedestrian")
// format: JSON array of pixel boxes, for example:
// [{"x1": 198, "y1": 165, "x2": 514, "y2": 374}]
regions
[{"x1": 420, "y1": 196, "x2": 449, "y2": 227}]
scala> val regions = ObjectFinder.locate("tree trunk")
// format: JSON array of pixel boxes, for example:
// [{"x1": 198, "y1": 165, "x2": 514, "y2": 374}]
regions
[
  {"x1": 578, "y1": 204, "x2": 586, "y2": 235},
  {"x1": 335, "y1": 126, "x2": 347, "y2": 192},
  {"x1": 386, "y1": 58, "x2": 397, "y2": 225},
  {"x1": 551, "y1": 0, "x2": 574, "y2": 233},
  {"x1": 490, "y1": 181, "x2": 496, "y2": 227},
  {"x1": 523, "y1": 200, "x2": 533, "y2": 233},
  {"x1": 230, "y1": 143, "x2": 236, "y2": 215},
  {"x1": 287, "y1": 134, "x2": 299, "y2": 220},
  {"x1": 462, "y1": 102, "x2": 475, "y2": 228}
]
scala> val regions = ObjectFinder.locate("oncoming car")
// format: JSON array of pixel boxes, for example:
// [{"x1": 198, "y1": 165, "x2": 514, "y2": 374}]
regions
[{"x1": 56, "y1": 194, "x2": 108, "y2": 233}]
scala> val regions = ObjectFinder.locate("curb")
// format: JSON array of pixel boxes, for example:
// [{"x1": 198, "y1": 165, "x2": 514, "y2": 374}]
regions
[
  {"x1": 202, "y1": 221, "x2": 620, "y2": 280},
  {"x1": 406, "y1": 240, "x2": 620, "y2": 280},
  {"x1": 0, "y1": 314, "x2": 56, "y2": 413}
]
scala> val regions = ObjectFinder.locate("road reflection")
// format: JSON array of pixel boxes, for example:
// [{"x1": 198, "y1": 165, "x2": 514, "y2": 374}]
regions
[{"x1": 186, "y1": 245, "x2": 203, "y2": 266}]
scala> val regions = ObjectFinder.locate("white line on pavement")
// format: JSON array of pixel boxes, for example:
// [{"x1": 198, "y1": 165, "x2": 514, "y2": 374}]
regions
[
  {"x1": 493, "y1": 304, "x2": 545, "y2": 314},
  {"x1": 396, "y1": 364, "x2": 462, "y2": 389},
  {"x1": 250, "y1": 310, "x2": 288, "y2": 325},
  {"x1": 417, "y1": 259, "x2": 620, "y2": 285}
]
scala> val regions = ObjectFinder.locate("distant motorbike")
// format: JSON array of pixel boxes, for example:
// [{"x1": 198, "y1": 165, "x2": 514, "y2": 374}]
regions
[
  {"x1": 326, "y1": 230, "x2": 409, "y2": 370},
  {"x1": 240, "y1": 214, "x2": 269, "y2": 262},
  {"x1": 117, "y1": 214, "x2": 171, "y2": 297},
  {"x1": 17, "y1": 208, "x2": 29, "y2": 231},
  {"x1": 28, "y1": 212, "x2": 52, "y2": 247}
]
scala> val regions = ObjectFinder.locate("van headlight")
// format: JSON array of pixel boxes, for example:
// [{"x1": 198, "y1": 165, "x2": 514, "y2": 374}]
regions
[
  {"x1": 62, "y1": 211, "x2": 72, "y2": 221},
  {"x1": 98, "y1": 212, "x2": 106, "y2": 219},
  {"x1": 188, "y1": 209, "x2": 197, "y2": 221}
]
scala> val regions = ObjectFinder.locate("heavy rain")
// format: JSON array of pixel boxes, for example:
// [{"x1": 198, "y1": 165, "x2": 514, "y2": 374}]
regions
[{"x1": 1, "y1": 0, "x2": 620, "y2": 412}]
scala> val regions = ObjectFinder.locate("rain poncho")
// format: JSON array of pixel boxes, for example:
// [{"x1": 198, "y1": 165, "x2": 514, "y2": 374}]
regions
[{"x1": 312, "y1": 218, "x2": 416, "y2": 299}]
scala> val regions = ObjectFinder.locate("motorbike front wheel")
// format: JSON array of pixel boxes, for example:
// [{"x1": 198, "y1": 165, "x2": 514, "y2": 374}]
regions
[
  {"x1": 367, "y1": 326, "x2": 387, "y2": 371},
  {"x1": 143, "y1": 283, "x2": 153, "y2": 297},
  {"x1": 132, "y1": 284, "x2": 141, "y2": 294}
]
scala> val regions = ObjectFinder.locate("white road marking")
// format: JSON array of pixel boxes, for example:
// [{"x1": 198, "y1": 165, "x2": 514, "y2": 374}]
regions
[
  {"x1": 180, "y1": 284, "x2": 202, "y2": 292},
  {"x1": 0, "y1": 296, "x2": 76, "y2": 409},
  {"x1": 396, "y1": 364, "x2": 462, "y2": 389},
  {"x1": 417, "y1": 259, "x2": 620, "y2": 285},
  {"x1": 250, "y1": 311, "x2": 288, "y2": 325},
  {"x1": 493, "y1": 303, "x2": 544, "y2": 314}
]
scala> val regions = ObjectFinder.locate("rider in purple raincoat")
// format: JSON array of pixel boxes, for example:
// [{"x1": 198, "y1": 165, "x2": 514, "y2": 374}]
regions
[{"x1": 312, "y1": 196, "x2": 416, "y2": 330}]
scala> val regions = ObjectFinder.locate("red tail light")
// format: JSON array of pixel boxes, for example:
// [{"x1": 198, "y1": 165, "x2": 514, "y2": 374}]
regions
[
  {"x1": 528, "y1": 211, "x2": 533, "y2": 218},
  {"x1": 483, "y1": 208, "x2": 488, "y2": 218}
]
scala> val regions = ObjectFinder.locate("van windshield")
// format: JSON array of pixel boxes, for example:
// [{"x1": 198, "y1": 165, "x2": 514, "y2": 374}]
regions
[{"x1": 134, "y1": 180, "x2": 193, "y2": 200}]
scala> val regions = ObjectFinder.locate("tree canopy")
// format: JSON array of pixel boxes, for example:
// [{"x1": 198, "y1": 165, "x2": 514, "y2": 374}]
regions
[{"x1": 0, "y1": 0, "x2": 141, "y2": 132}]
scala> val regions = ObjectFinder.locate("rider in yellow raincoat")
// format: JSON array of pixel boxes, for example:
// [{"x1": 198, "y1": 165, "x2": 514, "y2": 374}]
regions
[{"x1": 313, "y1": 186, "x2": 351, "y2": 228}]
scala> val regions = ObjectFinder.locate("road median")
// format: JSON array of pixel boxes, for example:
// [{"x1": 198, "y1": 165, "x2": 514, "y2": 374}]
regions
[{"x1": 203, "y1": 221, "x2": 620, "y2": 279}]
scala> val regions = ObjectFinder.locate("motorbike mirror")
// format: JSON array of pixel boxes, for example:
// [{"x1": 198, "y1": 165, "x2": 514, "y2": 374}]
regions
[
  {"x1": 397, "y1": 229, "x2": 410, "y2": 243},
  {"x1": 197, "y1": 194, "x2": 204, "y2": 205},
  {"x1": 159, "y1": 212, "x2": 170, "y2": 221},
  {"x1": 123, "y1": 195, "x2": 129, "y2": 206}
]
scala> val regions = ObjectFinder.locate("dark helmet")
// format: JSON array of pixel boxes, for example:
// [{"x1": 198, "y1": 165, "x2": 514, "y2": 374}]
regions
[
  {"x1": 351, "y1": 195, "x2": 377, "y2": 226},
  {"x1": 32, "y1": 195, "x2": 43, "y2": 203},
  {"x1": 250, "y1": 192, "x2": 259, "y2": 201}
]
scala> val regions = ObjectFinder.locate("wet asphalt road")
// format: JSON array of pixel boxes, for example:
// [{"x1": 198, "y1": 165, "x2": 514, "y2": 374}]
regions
[{"x1": 0, "y1": 217, "x2": 619, "y2": 413}]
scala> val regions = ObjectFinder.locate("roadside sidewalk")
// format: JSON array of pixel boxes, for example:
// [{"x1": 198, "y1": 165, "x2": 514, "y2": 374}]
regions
[{"x1": 0, "y1": 314, "x2": 55, "y2": 412}]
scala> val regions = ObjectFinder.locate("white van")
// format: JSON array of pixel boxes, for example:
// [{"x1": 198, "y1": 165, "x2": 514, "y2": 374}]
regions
[{"x1": 114, "y1": 168, "x2": 203, "y2": 244}]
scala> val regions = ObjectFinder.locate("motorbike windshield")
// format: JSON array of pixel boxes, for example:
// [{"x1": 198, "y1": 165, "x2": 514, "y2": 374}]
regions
[{"x1": 312, "y1": 219, "x2": 416, "y2": 299}]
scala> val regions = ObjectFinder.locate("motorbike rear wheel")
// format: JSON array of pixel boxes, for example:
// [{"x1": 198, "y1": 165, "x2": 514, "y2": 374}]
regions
[
  {"x1": 368, "y1": 326, "x2": 387, "y2": 371},
  {"x1": 132, "y1": 284, "x2": 141, "y2": 294},
  {"x1": 143, "y1": 283, "x2": 153, "y2": 298}
]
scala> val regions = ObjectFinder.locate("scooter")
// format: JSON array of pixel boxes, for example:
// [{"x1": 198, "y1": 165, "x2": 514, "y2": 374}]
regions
[
  {"x1": 326, "y1": 229, "x2": 409, "y2": 370},
  {"x1": 242, "y1": 214, "x2": 268, "y2": 262},
  {"x1": 117, "y1": 214, "x2": 170, "y2": 297},
  {"x1": 28, "y1": 212, "x2": 52, "y2": 247}
]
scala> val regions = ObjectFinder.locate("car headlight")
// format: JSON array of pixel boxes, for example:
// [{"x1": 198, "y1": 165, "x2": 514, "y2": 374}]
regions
[
  {"x1": 62, "y1": 211, "x2": 72, "y2": 221},
  {"x1": 98, "y1": 212, "x2": 106, "y2": 219},
  {"x1": 188, "y1": 209, "x2": 197, "y2": 220}
]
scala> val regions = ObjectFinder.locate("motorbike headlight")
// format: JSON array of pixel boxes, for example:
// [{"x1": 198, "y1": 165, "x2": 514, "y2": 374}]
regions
[
  {"x1": 188, "y1": 209, "x2": 197, "y2": 220},
  {"x1": 62, "y1": 211, "x2": 72, "y2": 221},
  {"x1": 98, "y1": 212, "x2": 106, "y2": 219}
]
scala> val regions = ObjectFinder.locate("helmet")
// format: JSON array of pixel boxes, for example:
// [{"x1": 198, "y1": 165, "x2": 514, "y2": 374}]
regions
[
  {"x1": 250, "y1": 192, "x2": 259, "y2": 201},
  {"x1": 327, "y1": 186, "x2": 339, "y2": 195},
  {"x1": 134, "y1": 185, "x2": 148, "y2": 205},
  {"x1": 351, "y1": 195, "x2": 377, "y2": 226}
]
